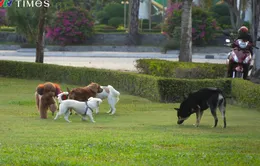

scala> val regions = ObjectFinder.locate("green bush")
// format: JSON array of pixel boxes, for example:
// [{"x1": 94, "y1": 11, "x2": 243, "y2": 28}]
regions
[
  {"x1": 158, "y1": 78, "x2": 232, "y2": 102},
  {"x1": 231, "y1": 79, "x2": 260, "y2": 109},
  {"x1": 0, "y1": 60, "x2": 160, "y2": 102},
  {"x1": 96, "y1": 3, "x2": 125, "y2": 25},
  {"x1": 95, "y1": 11, "x2": 110, "y2": 24},
  {"x1": 2, "y1": 60, "x2": 260, "y2": 108},
  {"x1": 210, "y1": 4, "x2": 231, "y2": 29},
  {"x1": 161, "y1": 39, "x2": 180, "y2": 53},
  {"x1": 164, "y1": 4, "x2": 220, "y2": 46},
  {"x1": 135, "y1": 59, "x2": 227, "y2": 79},
  {"x1": 108, "y1": 17, "x2": 124, "y2": 28},
  {"x1": 0, "y1": 26, "x2": 16, "y2": 32}
]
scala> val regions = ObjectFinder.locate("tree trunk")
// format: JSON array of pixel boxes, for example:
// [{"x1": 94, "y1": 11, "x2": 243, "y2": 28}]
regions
[
  {"x1": 35, "y1": 0, "x2": 47, "y2": 63},
  {"x1": 224, "y1": 0, "x2": 245, "y2": 31},
  {"x1": 179, "y1": 0, "x2": 192, "y2": 62},
  {"x1": 128, "y1": 0, "x2": 140, "y2": 45}
]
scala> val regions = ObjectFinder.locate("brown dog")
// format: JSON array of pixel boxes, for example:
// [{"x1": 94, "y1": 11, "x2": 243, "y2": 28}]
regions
[
  {"x1": 35, "y1": 82, "x2": 62, "y2": 119},
  {"x1": 67, "y1": 82, "x2": 103, "y2": 101}
]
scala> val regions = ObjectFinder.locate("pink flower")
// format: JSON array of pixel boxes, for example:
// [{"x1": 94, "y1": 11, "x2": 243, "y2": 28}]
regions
[
  {"x1": 200, "y1": 31, "x2": 205, "y2": 38},
  {"x1": 192, "y1": 28, "x2": 196, "y2": 33}
]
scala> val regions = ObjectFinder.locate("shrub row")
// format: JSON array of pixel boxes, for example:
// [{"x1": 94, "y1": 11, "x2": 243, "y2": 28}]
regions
[
  {"x1": 1, "y1": 60, "x2": 259, "y2": 109},
  {"x1": 135, "y1": 59, "x2": 227, "y2": 79},
  {"x1": 231, "y1": 79, "x2": 260, "y2": 109},
  {"x1": 0, "y1": 60, "x2": 231, "y2": 102},
  {"x1": 0, "y1": 60, "x2": 160, "y2": 102}
]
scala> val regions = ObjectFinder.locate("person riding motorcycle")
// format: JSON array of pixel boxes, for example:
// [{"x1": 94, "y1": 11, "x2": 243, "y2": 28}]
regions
[{"x1": 227, "y1": 26, "x2": 253, "y2": 79}]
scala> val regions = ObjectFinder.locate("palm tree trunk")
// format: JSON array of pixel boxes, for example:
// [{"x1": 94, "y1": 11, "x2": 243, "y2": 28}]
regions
[
  {"x1": 35, "y1": 0, "x2": 47, "y2": 63},
  {"x1": 128, "y1": 0, "x2": 140, "y2": 45},
  {"x1": 179, "y1": 0, "x2": 192, "y2": 62}
]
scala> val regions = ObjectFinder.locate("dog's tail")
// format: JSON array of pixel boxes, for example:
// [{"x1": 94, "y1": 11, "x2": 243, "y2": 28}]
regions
[
  {"x1": 108, "y1": 85, "x2": 120, "y2": 102},
  {"x1": 217, "y1": 89, "x2": 226, "y2": 107}
]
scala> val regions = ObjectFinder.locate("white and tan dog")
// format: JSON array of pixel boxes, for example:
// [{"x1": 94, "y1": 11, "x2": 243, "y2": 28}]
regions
[
  {"x1": 54, "y1": 96, "x2": 102, "y2": 123},
  {"x1": 58, "y1": 85, "x2": 120, "y2": 115},
  {"x1": 96, "y1": 85, "x2": 120, "y2": 115}
]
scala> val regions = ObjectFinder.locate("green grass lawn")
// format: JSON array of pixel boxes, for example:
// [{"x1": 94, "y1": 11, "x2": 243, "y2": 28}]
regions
[{"x1": 0, "y1": 77, "x2": 260, "y2": 166}]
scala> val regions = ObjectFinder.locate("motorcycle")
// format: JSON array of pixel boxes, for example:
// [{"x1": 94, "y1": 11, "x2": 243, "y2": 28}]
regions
[{"x1": 225, "y1": 38, "x2": 253, "y2": 78}]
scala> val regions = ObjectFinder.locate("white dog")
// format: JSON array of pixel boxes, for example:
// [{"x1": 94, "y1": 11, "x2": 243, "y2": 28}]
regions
[
  {"x1": 96, "y1": 85, "x2": 120, "y2": 115},
  {"x1": 54, "y1": 97, "x2": 102, "y2": 123}
]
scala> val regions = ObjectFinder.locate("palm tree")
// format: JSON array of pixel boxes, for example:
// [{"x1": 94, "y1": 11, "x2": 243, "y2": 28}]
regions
[
  {"x1": 179, "y1": 0, "x2": 193, "y2": 62},
  {"x1": 128, "y1": 0, "x2": 140, "y2": 45}
]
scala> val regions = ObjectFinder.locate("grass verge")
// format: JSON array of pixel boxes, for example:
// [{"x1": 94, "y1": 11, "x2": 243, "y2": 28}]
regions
[{"x1": 0, "y1": 77, "x2": 260, "y2": 166}]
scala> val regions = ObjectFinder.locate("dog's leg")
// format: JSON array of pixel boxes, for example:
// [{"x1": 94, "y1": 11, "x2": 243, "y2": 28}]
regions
[
  {"x1": 54, "y1": 110, "x2": 61, "y2": 120},
  {"x1": 95, "y1": 107, "x2": 99, "y2": 114},
  {"x1": 107, "y1": 108, "x2": 112, "y2": 114},
  {"x1": 64, "y1": 110, "x2": 71, "y2": 123},
  {"x1": 210, "y1": 105, "x2": 218, "y2": 128},
  {"x1": 82, "y1": 115, "x2": 88, "y2": 121},
  {"x1": 108, "y1": 97, "x2": 117, "y2": 115},
  {"x1": 35, "y1": 92, "x2": 40, "y2": 112},
  {"x1": 218, "y1": 102, "x2": 227, "y2": 128},
  {"x1": 49, "y1": 103, "x2": 57, "y2": 116},
  {"x1": 195, "y1": 111, "x2": 203, "y2": 127},
  {"x1": 86, "y1": 109, "x2": 95, "y2": 123}
]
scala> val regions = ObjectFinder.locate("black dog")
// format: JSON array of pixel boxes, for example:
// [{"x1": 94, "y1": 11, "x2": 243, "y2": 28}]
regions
[{"x1": 174, "y1": 87, "x2": 227, "y2": 128}]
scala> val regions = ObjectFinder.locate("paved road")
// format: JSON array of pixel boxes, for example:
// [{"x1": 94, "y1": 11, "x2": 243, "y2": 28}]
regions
[{"x1": 0, "y1": 55, "x2": 226, "y2": 71}]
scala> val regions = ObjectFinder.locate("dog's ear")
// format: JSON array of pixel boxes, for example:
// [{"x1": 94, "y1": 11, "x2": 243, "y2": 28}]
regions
[
  {"x1": 88, "y1": 84, "x2": 98, "y2": 93},
  {"x1": 36, "y1": 84, "x2": 44, "y2": 95},
  {"x1": 174, "y1": 108, "x2": 180, "y2": 111}
]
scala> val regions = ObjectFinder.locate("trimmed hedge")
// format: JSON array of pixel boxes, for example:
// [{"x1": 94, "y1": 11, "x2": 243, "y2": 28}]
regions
[
  {"x1": 0, "y1": 60, "x2": 232, "y2": 103},
  {"x1": 1, "y1": 60, "x2": 260, "y2": 109},
  {"x1": 135, "y1": 59, "x2": 227, "y2": 79},
  {"x1": 0, "y1": 60, "x2": 160, "y2": 102},
  {"x1": 158, "y1": 78, "x2": 232, "y2": 102},
  {"x1": 231, "y1": 79, "x2": 260, "y2": 109}
]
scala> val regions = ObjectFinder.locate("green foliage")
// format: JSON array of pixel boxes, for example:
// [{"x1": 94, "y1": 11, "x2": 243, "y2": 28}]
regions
[
  {"x1": 158, "y1": 78, "x2": 232, "y2": 102},
  {"x1": 231, "y1": 79, "x2": 260, "y2": 109},
  {"x1": 210, "y1": 4, "x2": 232, "y2": 29},
  {"x1": 95, "y1": 10, "x2": 110, "y2": 24},
  {"x1": 0, "y1": 26, "x2": 16, "y2": 32},
  {"x1": 94, "y1": 24, "x2": 126, "y2": 33},
  {"x1": 135, "y1": 59, "x2": 227, "y2": 79},
  {"x1": 95, "y1": 3, "x2": 125, "y2": 26},
  {"x1": 2, "y1": 60, "x2": 260, "y2": 108},
  {"x1": 161, "y1": 38, "x2": 180, "y2": 53},
  {"x1": 46, "y1": 7, "x2": 95, "y2": 45},
  {"x1": 164, "y1": 4, "x2": 220, "y2": 46},
  {"x1": 0, "y1": 60, "x2": 160, "y2": 102},
  {"x1": 6, "y1": 7, "x2": 40, "y2": 43},
  {"x1": 108, "y1": 17, "x2": 124, "y2": 27}
]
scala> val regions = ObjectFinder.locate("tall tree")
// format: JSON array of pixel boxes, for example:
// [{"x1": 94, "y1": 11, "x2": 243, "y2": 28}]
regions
[
  {"x1": 35, "y1": 0, "x2": 48, "y2": 63},
  {"x1": 179, "y1": 0, "x2": 192, "y2": 62},
  {"x1": 128, "y1": 0, "x2": 140, "y2": 45},
  {"x1": 216, "y1": 0, "x2": 249, "y2": 30}
]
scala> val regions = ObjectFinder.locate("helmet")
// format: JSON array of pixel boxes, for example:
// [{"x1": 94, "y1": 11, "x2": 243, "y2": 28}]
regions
[{"x1": 238, "y1": 26, "x2": 248, "y2": 33}]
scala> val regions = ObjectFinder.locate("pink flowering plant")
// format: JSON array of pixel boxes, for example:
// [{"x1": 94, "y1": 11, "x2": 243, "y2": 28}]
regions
[
  {"x1": 163, "y1": 3, "x2": 220, "y2": 46},
  {"x1": 46, "y1": 7, "x2": 94, "y2": 45}
]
